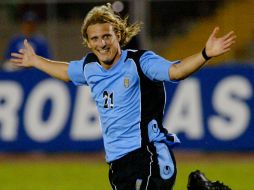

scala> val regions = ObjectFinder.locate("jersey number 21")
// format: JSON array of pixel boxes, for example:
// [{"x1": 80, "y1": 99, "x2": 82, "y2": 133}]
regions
[{"x1": 103, "y1": 91, "x2": 114, "y2": 108}]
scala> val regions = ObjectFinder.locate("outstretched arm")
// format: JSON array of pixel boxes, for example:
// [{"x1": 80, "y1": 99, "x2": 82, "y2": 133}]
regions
[
  {"x1": 10, "y1": 39, "x2": 70, "y2": 82},
  {"x1": 169, "y1": 27, "x2": 236, "y2": 81}
]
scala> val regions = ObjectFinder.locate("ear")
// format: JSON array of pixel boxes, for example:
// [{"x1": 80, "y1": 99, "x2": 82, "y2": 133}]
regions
[{"x1": 116, "y1": 32, "x2": 121, "y2": 42}]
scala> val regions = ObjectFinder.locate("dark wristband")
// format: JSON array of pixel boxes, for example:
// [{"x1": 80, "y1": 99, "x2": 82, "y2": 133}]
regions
[{"x1": 202, "y1": 48, "x2": 211, "y2": 61}]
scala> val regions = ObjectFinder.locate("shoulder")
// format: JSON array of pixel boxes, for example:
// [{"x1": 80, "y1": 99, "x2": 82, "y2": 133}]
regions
[
  {"x1": 125, "y1": 49, "x2": 159, "y2": 64},
  {"x1": 70, "y1": 52, "x2": 98, "y2": 68},
  {"x1": 83, "y1": 52, "x2": 99, "y2": 64},
  {"x1": 125, "y1": 49, "x2": 148, "y2": 60}
]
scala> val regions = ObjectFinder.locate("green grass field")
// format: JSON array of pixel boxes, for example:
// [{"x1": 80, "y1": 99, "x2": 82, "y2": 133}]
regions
[{"x1": 0, "y1": 152, "x2": 253, "y2": 190}]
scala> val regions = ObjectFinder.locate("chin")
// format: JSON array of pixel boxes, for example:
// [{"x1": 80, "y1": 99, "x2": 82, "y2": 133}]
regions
[{"x1": 98, "y1": 55, "x2": 109, "y2": 61}]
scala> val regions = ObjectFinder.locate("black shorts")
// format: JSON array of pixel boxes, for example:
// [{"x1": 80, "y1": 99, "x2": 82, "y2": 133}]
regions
[{"x1": 108, "y1": 142, "x2": 177, "y2": 190}]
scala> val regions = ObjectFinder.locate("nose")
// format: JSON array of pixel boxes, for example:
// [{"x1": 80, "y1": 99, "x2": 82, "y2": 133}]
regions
[{"x1": 99, "y1": 39, "x2": 106, "y2": 48}]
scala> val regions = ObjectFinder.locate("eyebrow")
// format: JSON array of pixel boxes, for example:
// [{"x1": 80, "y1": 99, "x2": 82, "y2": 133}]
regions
[{"x1": 90, "y1": 36, "x2": 98, "y2": 40}]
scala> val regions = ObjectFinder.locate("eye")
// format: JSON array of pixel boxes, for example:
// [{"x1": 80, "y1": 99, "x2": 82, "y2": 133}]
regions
[
  {"x1": 103, "y1": 34, "x2": 112, "y2": 40},
  {"x1": 90, "y1": 36, "x2": 98, "y2": 42}
]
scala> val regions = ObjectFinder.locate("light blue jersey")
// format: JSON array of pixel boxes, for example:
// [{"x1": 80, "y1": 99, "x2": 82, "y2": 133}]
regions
[{"x1": 68, "y1": 49, "x2": 179, "y2": 162}]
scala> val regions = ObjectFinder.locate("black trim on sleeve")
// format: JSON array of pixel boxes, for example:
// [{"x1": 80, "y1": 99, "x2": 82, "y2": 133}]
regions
[{"x1": 82, "y1": 52, "x2": 99, "y2": 71}]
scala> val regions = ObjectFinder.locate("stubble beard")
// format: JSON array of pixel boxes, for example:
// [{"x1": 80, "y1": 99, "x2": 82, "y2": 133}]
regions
[{"x1": 101, "y1": 50, "x2": 119, "y2": 66}]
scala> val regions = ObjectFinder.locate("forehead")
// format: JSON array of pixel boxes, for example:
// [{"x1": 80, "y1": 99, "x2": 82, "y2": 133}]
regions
[{"x1": 87, "y1": 23, "x2": 115, "y2": 38}]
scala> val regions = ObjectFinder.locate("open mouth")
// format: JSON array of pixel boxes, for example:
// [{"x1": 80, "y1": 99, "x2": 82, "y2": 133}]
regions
[{"x1": 98, "y1": 48, "x2": 110, "y2": 54}]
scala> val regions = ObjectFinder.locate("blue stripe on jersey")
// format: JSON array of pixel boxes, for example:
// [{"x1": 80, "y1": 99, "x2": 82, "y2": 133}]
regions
[{"x1": 68, "y1": 50, "x2": 177, "y2": 162}]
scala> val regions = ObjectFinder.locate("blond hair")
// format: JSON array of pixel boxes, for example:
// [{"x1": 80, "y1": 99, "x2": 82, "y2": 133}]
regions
[{"x1": 81, "y1": 3, "x2": 142, "y2": 47}]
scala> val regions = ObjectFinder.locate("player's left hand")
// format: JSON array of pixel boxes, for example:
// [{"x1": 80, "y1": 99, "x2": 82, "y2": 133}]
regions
[{"x1": 205, "y1": 27, "x2": 236, "y2": 58}]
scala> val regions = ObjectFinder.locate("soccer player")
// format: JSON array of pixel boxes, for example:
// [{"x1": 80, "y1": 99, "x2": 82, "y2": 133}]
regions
[{"x1": 10, "y1": 3, "x2": 236, "y2": 190}]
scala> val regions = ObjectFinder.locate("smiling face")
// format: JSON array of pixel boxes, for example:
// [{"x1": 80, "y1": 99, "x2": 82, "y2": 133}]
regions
[{"x1": 86, "y1": 23, "x2": 121, "y2": 69}]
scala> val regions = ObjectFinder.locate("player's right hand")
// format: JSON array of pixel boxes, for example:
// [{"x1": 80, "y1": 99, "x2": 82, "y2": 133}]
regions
[{"x1": 10, "y1": 39, "x2": 37, "y2": 68}]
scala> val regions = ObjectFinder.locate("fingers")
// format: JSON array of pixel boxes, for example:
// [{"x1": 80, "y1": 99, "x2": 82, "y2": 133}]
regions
[
  {"x1": 206, "y1": 27, "x2": 236, "y2": 57},
  {"x1": 11, "y1": 52, "x2": 24, "y2": 59},
  {"x1": 224, "y1": 33, "x2": 237, "y2": 43},
  {"x1": 10, "y1": 52, "x2": 24, "y2": 65},
  {"x1": 9, "y1": 40, "x2": 32, "y2": 66},
  {"x1": 223, "y1": 41, "x2": 235, "y2": 50},
  {"x1": 24, "y1": 39, "x2": 33, "y2": 52},
  {"x1": 10, "y1": 58, "x2": 22, "y2": 64},
  {"x1": 24, "y1": 39, "x2": 29, "y2": 47},
  {"x1": 19, "y1": 48, "x2": 25, "y2": 54},
  {"x1": 223, "y1": 32, "x2": 237, "y2": 50},
  {"x1": 209, "y1": 26, "x2": 220, "y2": 39},
  {"x1": 222, "y1": 31, "x2": 236, "y2": 41},
  {"x1": 223, "y1": 40, "x2": 235, "y2": 49},
  {"x1": 223, "y1": 38, "x2": 236, "y2": 49}
]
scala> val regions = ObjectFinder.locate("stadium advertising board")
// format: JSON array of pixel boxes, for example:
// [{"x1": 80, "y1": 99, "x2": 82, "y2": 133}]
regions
[{"x1": 0, "y1": 65, "x2": 253, "y2": 152}]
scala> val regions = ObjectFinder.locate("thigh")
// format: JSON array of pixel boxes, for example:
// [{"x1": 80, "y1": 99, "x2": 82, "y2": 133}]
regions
[
  {"x1": 108, "y1": 147, "x2": 150, "y2": 190},
  {"x1": 108, "y1": 145, "x2": 177, "y2": 190},
  {"x1": 144, "y1": 143, "x2": 177, "y2": 190}
]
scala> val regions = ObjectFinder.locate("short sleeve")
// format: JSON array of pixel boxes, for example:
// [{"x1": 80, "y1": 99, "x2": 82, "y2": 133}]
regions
[
  {"x1": 67, "y1": 57, "x2": 88, "y2": 86},
  {"x1": 139, "y1": 51, "x2": 180, "y2": 82}
]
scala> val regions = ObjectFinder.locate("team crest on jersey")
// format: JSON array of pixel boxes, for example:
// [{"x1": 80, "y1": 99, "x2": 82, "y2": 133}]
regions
[{"x1": 124, "y1": 77, "x2": 130, "y2": 88}]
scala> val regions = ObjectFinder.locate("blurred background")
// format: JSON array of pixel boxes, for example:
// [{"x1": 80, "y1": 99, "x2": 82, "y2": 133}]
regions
[
  {"x1": 0, "y1": 0, "x2": 254, "y2": 190},
  {"x1": 1, "y1": 0, "x2": 254, "y2": 65}
]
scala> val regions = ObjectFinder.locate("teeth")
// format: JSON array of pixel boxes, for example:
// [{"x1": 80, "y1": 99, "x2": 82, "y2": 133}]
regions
[{"x1": 99, "y1": 49, "x2": 109, "y2": 54}]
